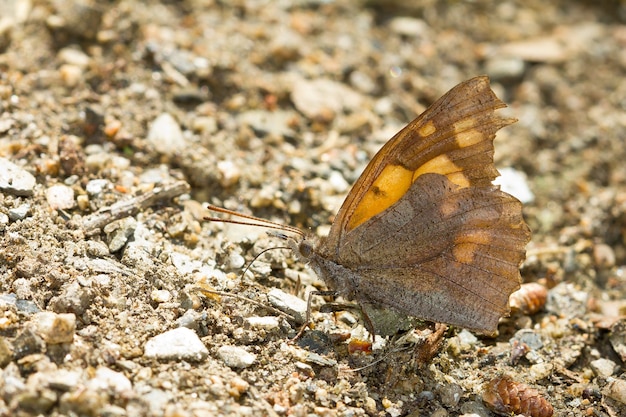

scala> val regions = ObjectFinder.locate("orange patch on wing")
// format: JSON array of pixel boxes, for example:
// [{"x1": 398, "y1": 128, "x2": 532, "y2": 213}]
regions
[
  {"x1": 452, "y1": 230, "x2": 492, "y2": 264},
  {"x1": 348, "y1": 164, "x2": 412, "y2": 230},
  {"x1": 418, "y1": 120, "x2": 436, "y2": 137},
  {"x1": 412, "y1": 155, "x2": 470, "y2": 188}
]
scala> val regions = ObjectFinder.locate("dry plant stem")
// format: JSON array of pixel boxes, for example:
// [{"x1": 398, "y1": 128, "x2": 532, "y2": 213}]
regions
[
  {"x1": 193, "y1": 288, "x2": 297, "y2": 323},
  {"x1": 82, "y1": 181, "x2": 190, "y2": 234}
]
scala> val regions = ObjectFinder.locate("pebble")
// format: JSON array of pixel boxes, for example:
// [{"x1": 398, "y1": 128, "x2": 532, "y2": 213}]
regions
[
  {"x1": 439, "y1": 383, "x2": 464, "y2": 408},
  {"x1": 150, "y1": 289, "x2": 171, "y2": 303},
  {"x1": 589, "y1": 358, "x2": 617, "y2": 377},
  {"x1": 603, "y1": 378, "x2": 626, "y2": 405},
  {"x1": 485, "y1": 57, "x2": 526, "y2": 80},
  {"x1": 13, "y1": 328, "x2": 45, "y2": 360},
  {"x1": 46, "y1": 184, "x2": 76, "y2": 210},
  {"x1": 216, "y1": 160, "x2": 241, "y2": 188},
  {"x1": 33, "y1": 312, "x2": 76, "y2": 344},
  {"x1": 237, "y1": 109, "x2": 296, "y2": 138},
  {"x1": 104, "y1": 217, "x2": 137, "y2": 253},
  {"x1": 85, "y1": 179, "x2": 110, "y2": 195},
  {"x1": 8, "y1": 203, "x2": 30, "y2": 221},
  {"x1": 0, "y1": 158, "x2": 36, "y2": 196},
  {"x1": 327, "y1": 170, "x2": 349, "y2": 193},
  {"x1": 267, "y1": 288, "x2": 307, "y2": 323},
  {"x1": 545, "y1": 282, "x2": 588, "y2": 318},
  {"x1": 244, "y1": 316, "x2": 280, "y2": 331},
  {"x1": 58, "y1": 47, "x2": 90, "y2": 68},
  {"x1": 290, "y1": 78, "x2": 363, "y2": 121},
  {"x1": 216, "y1": 345, "x2": 257, "y2": 369},
  {"x1": 88, "y1": 367, "x2": 132, "y2": 395},
  {"x1": 388, "y1": 17, "x2": 429, "y2": 37},
  {"x1": 448, "y1": 329, "x2": 478, "y2": 355},
  {"x1": 496, "y1": 37, "x2": 567, "y2": 63},
  {"x1": 494, "y1": 167, "x2": 534, "y2": 204},
  {"x1": 609, "y1": 320, "x2": 626, "y2": 362},
  {"x1": 147, "y1": 113, "x2": 185, "y2": 156},
  {"x1": 593, "y1": 243, "x2": 615, "y2": 269},
  {"x1": 144, "y1": 328, "x2": 208, "y2": 362},
  {"x1": 47, "y1": 369, "x2": 82, "y2": 391},
  {"x1": 0, "y1": 336, "x2": 12, "y2": 367}
]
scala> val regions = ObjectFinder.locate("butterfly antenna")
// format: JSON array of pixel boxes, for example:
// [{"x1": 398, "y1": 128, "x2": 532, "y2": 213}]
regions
[
  {"x1": 239, "y1": 245, "x2": 291, "y2": 280},
  {"x1": 205, "y1": 204, "x2": 305, "y2": 237}
]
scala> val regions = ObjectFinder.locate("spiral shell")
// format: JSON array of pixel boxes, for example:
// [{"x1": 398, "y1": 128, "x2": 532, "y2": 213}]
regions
[
  {"x1": 509, "y1": 283, "x2": 548, "y2": 315},
  {"x1": 483, "y1": 375, "x2": 553, "y2": 417}
]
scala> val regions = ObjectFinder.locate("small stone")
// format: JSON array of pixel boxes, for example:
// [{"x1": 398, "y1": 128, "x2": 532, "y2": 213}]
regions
[
  {"x1": 328, "y1": 170, "x2": 349, "y2": 194},
  {"x1": 449, "y1": 330, "x2": 478, "y2": 354},
  {"x1": 144, "y1": 327, "x2": 208, "y2": 362},
  {"x1": 593, "y1": 243, "x2": 616, "y2": 269},
  {"x1": 244, "y1": 316, "x2": 280, "y2": 331},
  {"x1": 147, "y1": 113, "x2": 185, "y2": 156},
  {"x1": 267, "y1": 288, "x2": 306, "y2": 323},
  {"x1": 603, "y1": 378, "x2": 626, "y2": 405},
  {"x1": 485, "y1": 57, "x2": 526, "y2": 80},
  {"x1": 0, "y1": 336, "x2": 12, "y2": 367},
  {"x1": 104, "y1": 217, "x2": 137, "y2": 253},
  {"x1": 0, "y1": 158, "x2": 36, "y2": 196},
  {"x1": 217, "y1": 345, "x2": 257, "y2": 369},
  {"x1": 59, "y1": 64, "x2": 83, "y2": 88},
  {"x1": 13, "y1": 328, "x2": 45, "y2": 359},
  {"x1": 590, "y1": 358, "x2": 617, "y2": 377},
  {"x1": 439, "y1": 383, "x2": 463, "y2": 408},
  {"x1": 150, "y1": 289, "x2": 171, "y2": 303},
  {"x1": 47, "y1": 370, "x2": 82, "y2": 391},
  {"x1": 529, "y1": 363, "x2": 554, "y2": 380},
  {"x1": 228, "y1": 376, "x2": 250, "y2": 399},
  {"x1": 494, "y1": 167, "x2": 534, "y2": 204},
  {"x1": 58, "y1": 47, "x2": 90, "y2": 68},
  {"x1": 216, "y1": 160, "x2": 241, "y2": 188},
  {"x1": 46, "y1": 184, "x2": 76, "y2": 210},
  {"x1": 8, "y1": 203, "x2": 30, "y2": 221},
  {"x1": 85, "y1": 179, "x2": 110, "y2": 195},
  {"x1": 33, "y1": 312, "x2": 76, "y2": 344},
  {"x1": 88, "y1": 367, "x2": 132, "y2": 395},
  {"x1": 290, "y1": 78, "x2": 363, "y2": 121},
  {"x1": 389, "y1": 17, "x2": 429, "y2": 37}
]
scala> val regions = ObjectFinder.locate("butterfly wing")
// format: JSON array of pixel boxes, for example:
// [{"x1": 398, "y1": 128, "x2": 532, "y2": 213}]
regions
[
  {"x1": 318, "y1": 76, "x2": 530, "y2": 332},
  {"x1": 336, "y1": 173, "x2": 529, "y2": 332},
  {"x1": 324, "y1": 76, "x2": 517, "y2": 253}
]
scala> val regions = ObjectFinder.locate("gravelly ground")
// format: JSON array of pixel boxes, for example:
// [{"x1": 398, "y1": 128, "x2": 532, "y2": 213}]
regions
[{"x1": 1, "y1": 1, "x2": 626, "y2": 416}]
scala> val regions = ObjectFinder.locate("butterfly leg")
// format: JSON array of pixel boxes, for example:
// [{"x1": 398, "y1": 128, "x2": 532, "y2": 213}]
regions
[{"x1": 291, "y1": 290, "x2": 337, "y2": 342}]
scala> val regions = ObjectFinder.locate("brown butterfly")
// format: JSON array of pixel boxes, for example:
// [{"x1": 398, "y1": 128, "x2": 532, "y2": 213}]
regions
[{"x1": 207, "y1": 76, "x2": 530, "y2": 335}]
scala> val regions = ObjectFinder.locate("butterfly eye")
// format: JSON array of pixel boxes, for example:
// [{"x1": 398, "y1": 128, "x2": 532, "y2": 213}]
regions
[{"x1": 299, "y1": 240, "x2": 313, "y2": 258}]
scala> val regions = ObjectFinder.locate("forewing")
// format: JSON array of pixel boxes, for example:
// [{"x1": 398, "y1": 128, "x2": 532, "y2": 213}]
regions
[{"x1": 323, "y1": 76, "x2": 516, "y2": 256}]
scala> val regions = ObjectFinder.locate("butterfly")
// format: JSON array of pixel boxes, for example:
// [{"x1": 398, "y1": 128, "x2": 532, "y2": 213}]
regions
[{"x1": 207, "y1": 76, "x2": 531, "y2": 335}]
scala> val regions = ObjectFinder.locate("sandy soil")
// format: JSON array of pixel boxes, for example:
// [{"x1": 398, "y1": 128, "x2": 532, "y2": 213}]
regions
[{"x1": 1, "y1": 0, "x2": 626, "y2": 416}]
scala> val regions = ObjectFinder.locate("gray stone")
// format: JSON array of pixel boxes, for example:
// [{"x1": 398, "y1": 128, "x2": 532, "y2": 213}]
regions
[
  {"x1": 267, "y1": 288, "x2": 306, "y2": 323},
  {"x1": 8, "y1": 203, "x2": 30, "y2": 221}
]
